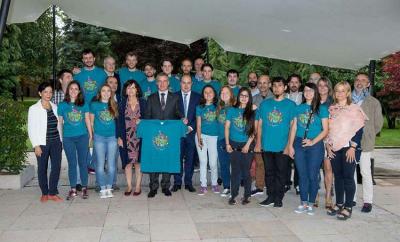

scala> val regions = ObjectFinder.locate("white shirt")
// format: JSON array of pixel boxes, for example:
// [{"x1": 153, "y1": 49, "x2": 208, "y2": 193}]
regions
[
  {"x1": 158, "y1": 90, "x2": 168, "y2": 103},
  {"x1": 287, "y1": 91, "x2": 303, "y2": 105}
]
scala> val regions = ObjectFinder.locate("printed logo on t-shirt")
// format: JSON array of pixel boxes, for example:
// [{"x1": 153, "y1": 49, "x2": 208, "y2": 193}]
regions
[
  {"x1": 268, "y1": 108, "x2": 283, "y2": 126},
  {"x1": 233, "y1": 115, "x2": 246, "y2": 130},
  {"x1": 99, "y1": 109, "x2": 113, "y2": 124},
  {"x1": 84, "y1": 77, "x2": 97, "y2": 92},
  {"x1": 67, "y1": 107, "x2": 83, "y2": 125},
  {"x1": 153, "y1": 131, "x2": 169, "y2": 150},
  {"x1": 298, "y1": 111, "x2": 314, "y2": 128},
  {"x1": 203, "y1": 109, "x2": 217, "y2": 122},
  {"x1": 218, "y1": 111, "x2": 226, "y2": 124}
]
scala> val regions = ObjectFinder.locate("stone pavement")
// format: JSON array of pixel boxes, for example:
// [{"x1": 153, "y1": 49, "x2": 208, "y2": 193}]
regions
[{"x1": 0, "y1": 150, "x2": 399, "y2": 242}]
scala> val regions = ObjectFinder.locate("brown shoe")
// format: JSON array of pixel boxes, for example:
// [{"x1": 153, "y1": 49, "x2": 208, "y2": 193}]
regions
[
  {"x1": 48, "y1": 195, "x2": 63, "y2": 202},
  {"x1": 40, "y1": 195, "x2": 48, "y2": 203},
  {"x1": 82, "y1": 187, "x2": 89, "y2": 199}
]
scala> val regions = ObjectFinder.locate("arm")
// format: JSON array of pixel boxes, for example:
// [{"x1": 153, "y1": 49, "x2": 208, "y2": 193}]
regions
[
  {"x1": 255, "y1": 119, "x2": 262, "y2": 152},
  {"x1": 303, "y1": 118, "x2": 329, "y2": 146},
  {"x1": 143, "y1": 96, "x2": 152, "y2": 119},
  {"x1": 375, "y1": 101, "x2": 384, "y2": 135},
  {"x1": 286, "y1": 118, "x2": 297, "y2": 159},
  {"x1": 85, "y1": 113, "x2": 92, "y2": 141},
  {"x1": 89, "y1": 113, "x2": 95, "y2": 134},
  {"x1": 28, "y1": 107, "x2": 42, "y2": 157},
  {"x1": 346, "y1": 127, "x2": 364, "y2": 162},
  {"x1": 283, "y1": 119, "x2": 295, "y2": 156},
  {"x1": 58, "y1": 116, "x2": 64, "y2": 139},
  {"x1": 224, "y1": 120, "x2": 233, "y2": 153},
  {"x1": 196, "y1": 116, "x2": 203, "y2": 149}
]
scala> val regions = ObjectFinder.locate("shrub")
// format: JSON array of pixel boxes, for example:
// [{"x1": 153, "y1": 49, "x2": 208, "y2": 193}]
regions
[{"x1": 0, "y1": 96, "x2": 27, "y2": 174}]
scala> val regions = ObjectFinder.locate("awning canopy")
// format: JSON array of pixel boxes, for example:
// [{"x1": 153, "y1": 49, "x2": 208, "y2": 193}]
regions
[{"x1": 5, "y1": 0, "x2": 400, "y2": 69}]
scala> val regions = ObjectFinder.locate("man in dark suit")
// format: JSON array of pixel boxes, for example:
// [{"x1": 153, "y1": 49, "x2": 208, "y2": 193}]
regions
[
  {"x1": 171, "y1": 74, "x2": 201, "y2": 193},
  {"x1": 144, "y1": 72, "x2": 184, "y2": 197}
]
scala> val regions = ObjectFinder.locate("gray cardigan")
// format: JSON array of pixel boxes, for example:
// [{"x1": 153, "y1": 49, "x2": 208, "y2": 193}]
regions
[{"x1": 360, "y1": 95, "x2": 384, "y2": 152}]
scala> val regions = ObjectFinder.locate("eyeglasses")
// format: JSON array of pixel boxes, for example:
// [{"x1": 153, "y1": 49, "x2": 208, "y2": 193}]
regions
[{"x1": 240, "y1": 94, "x2": 249, "y2": 98}]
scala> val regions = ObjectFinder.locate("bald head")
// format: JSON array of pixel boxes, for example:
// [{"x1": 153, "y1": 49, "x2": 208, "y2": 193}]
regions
[{"x1": 258, "y1": 75, "x2": 271, "y2": 93}]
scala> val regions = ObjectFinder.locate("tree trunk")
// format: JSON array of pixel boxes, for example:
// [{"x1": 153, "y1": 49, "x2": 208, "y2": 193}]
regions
[{"x1": 387, "y1": 115, "x2": 396, "y2": 129}]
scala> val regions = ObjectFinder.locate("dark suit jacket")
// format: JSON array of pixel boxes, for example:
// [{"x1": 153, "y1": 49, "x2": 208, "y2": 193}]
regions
[
  {"x1": 116, "y1": 97, "x2": 147, "y2": 168},
  {"x1": 175, "y1": 91, "x2": 201, "y2": 134},
  {"x1": 144, "y1": 91, "x2": 183, "y2": 120}
]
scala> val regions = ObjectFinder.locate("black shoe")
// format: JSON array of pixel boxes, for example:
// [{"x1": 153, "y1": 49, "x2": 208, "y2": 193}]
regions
[
  {"x1": 284, "y1": 185, "x2": 291, "y2": 193},
  {"x1": 170, "y1": 185, "x2": 181, "y2": 192},
  {"x1": 361, "y1": 203, "x2": 372, "y2": 213},
  {"x1": 185, "y1": 185, "x2": 196, "y2": 192},
  {"x1": 274, "y1": 201, "x2": 283, "y2": 208},
  {"x1": 251, "y1": 188, "x2": 264, "y2": 197},
  {"x1": 241, "y1": 197, "x2": 250, "y2": 205},
  {"x1": 162, "y1": 189, "x2": 172, "y2": 196},
  {"x1": 228, "y1": 198, "x2": 237, "y2": 205},
  {"x1": 217, "y1": 177, "x2": 222, "y2": 186},
  {"x1": 259, "y1": 197, "x2": 274, "y2": 207},
  {"x1": 240, "y1": 180, "x2": 244, "y2": 187},
  {"x1": 76, "y1": 184, "x2": 82, "y2": 192},
  {"x1": 148, "y1": 190, "x2": 157, "y2": 198},
  {"x1": 352, "y1": 201, "x2": 357, "y2": 207},
  {"x1": 112, "y1": 184, "x2": 120, "y2": 191}
]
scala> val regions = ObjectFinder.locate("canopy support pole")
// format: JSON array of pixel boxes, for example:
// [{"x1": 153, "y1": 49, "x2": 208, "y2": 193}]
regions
[
  {"x1": 52, "y1": 4, "x2": 57, "y2": 89},
  {"x1": 368, "y1": 60, "x2": 376, "y2": 96},
  {"x1": 0, "y1": 0, "x2": 11, "y2": 43}
]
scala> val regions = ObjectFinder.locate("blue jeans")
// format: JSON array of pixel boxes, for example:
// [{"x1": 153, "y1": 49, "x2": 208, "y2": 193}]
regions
[
  {"x1": 63, "y1": 134, "x2": 89, "y2": 187},
  {"x1": 217, "y1": 138, "x2": 230, "y2": 189},
  {"x1": 94, "y1": 134, "x2": 117, "y2": 190},
  {"x1": 294, "y1": 137, "x2": 324, "y2": 204}
]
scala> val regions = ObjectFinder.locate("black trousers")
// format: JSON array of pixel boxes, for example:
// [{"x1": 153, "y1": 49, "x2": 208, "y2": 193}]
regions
[
  {"x1": 229, "y1": 140, "x2": 254, "y2": 200},
  {"x1": 262, "y1": 151, "x2": 289, "y2": 202},
  {"x1": 331, "y1": 147, "x2": 356, "y2": 208},
  {"x1": 149, "y1": 173, "x2": 171, "y2": 191},
  {"x1": 36, "y1": 140, "x2": 62, "y2": 195},
  {"x1": 286, "y1": 158, "x2": 299, "y2": 187}
]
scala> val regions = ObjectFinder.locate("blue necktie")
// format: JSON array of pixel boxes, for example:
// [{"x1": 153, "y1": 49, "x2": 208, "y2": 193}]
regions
[{"x1": 183, "y1": 93, "x2": 188, "y2": 118}]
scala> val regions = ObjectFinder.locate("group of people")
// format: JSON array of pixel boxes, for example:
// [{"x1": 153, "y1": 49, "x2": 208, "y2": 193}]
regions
[{"x1": 27, "y1": 49, "x2": 383, "y2": 221}]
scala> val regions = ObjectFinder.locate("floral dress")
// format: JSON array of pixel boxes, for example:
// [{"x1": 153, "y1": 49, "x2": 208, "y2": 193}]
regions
[{"x1": 125, "y1": 102, "x2": 141, "y2": 163}]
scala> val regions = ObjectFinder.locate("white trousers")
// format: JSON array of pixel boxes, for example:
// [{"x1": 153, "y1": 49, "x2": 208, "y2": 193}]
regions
[
  {"x1": 195, "y1": 134, "x2": 218, "y2": 187},
  {"x1": 354, "y1": 151, "x2": 373, "y2": 204}
]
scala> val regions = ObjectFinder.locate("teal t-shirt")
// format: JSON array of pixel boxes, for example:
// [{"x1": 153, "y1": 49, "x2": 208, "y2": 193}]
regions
[
  {"x1": 231, "y1": 86, "x2": 240, "y2": 98},
  {"x1": 58, "y1": 101, "x2": 89, "y2": 137},
  {"x1": 192, "y1": 80, "x2": 221, "y2": 94},
  {"x1": 258, "y1": 98, "x2": 296, "y2": 152},
  {"x1": 196, "y1": 104, "x2": 218, "y2": 136},
  {"x1": 137, "y1": 120, "x2": 187, "y2": 173},
  {"x1": 217, "y1": 106, "x2": 229, "y2": 140},
  {"x1": 74, "y1": 67, "x2": 107, "y2": 102},
  {"x1": 226, "y1": 107, "x2": 251, "y2": 142},
  {"x1": 90, "y1": 101, "x2": 116, "y2": 137},
  {"x1": 295, "y1": 103, "x2": 329, "y2": 139},
  {"x1": 139, "y1": 78, "x2": 158, "y2": 100},
  {"x1": 168, "y1": 75, "x2": 181, "y2": 93},
  {"x1": 118, "y1": 67, "x2": 146, "y2": 88}
]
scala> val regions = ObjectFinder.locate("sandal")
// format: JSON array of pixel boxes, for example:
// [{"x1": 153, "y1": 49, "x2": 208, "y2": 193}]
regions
[
  {"x1": 337, "y1": 207, "x2": 352, "y2": 220},
  {"x1": 327, "y1": 204, "x2": 343, "y2": 216},
  {"x1": 314, "y1": 193, "x2": 320, "y2": 208}
]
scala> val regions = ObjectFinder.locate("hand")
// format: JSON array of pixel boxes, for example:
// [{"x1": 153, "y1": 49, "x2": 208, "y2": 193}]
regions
[
  {"x1": 88, "y1": 133, "x2": 93, "y2": 146},
  {"x1": 346, "y1": 147, "x2": 356, "y2": 163},
  {"x1": 254, "y1": 143, "x2": 261, "y2": 153},
  {"x1": 136, "y1": 119, "x2": 141, "y2": 125},
  {"x1": 226, "y1": 144, "x2": 233, "y2": 153},
  {"x1": 302, "y1": 139, "x2": 313, "y2": 147},
  {"x1": 241, "y1": 144, "x2": 250, "y2": 154},
  {"x1": 187, "y1": 126, "x2": 193, "y2": 133},
  {"x1": 34, "y1": 146, "x2": 42, "y2": 157},
  {"x1": 288, "y1": 146, "x2": 295, "y2": 159},
  {"x1": 283, "y1": 145, "x2": 290, "y2": 156},
  {"x1": 326, "y1": 143, "x2": 335, "y2": 159},
  {"x1": 72, "y1": 66, "x2": 81, "y2": 75},
  {"x1": 197, "y1": 137, "x2": 203, "y2": 150},
  {"x1": 182, "y1": 118, "x2": 188, "y2": 125},
  {"x1": 118, "y1": 138, "x2": 123, "y2": 147}
]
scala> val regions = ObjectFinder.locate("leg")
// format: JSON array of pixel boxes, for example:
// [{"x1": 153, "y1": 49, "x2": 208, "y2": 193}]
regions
[
  {"x1": 324, "y1": 157, "x2": 334, "y2": 205},
  {"x1": 105, "y1": 137, "x2": 117, "y2": 189},
  {"x1": 173, "y1": 138, "x2": 185, "y2": 186},
  {"x1": 48, "y1": 140, "x2": 62, "y2": 195},
  {"x1": 307, "y1": 141, "x2": 324, "y2": 204},
  {"x1": 242, "y1": 150, "x2": 254, "y2": 199},
  {"x1": 149, "y1": 173, "x2": 160, "y2": 191},
  {"x1": 359, "y1": 152, "x2": 373, "y2": 204},
  {"x1": 161, "y1": 173, "x2": 171, "y2": 190},
  {"x1": 262, "y1": 152, "x2": 276, "y2": 200},
  {"x1": 63, "y1": 137, "x2": 78, "y2": 189},
  {"x1": 217, "y1": 138, "x2": 231, "y2": 189},
  {"x1": 294, "y1": 137, "x2": 308, "y2": 203},
  {"x1": 229, "y1": 149, "x2": 241, "y2": 199},
  {"x1": 254, "y1": 153, "x2": 265, "y2": 190},
  {"x1": 36, "y1": 145, "x2": 50, "y2": 195},
  {"x1": 77, "y1": 135, "x2": 89, "y2": 187},
  {"x1": 275, "y1": 153, "x2": 289, "y2": 203},
  {"x1": 94, "y1": 135, "x2": 107, "y2": 190},
  {"x1": 331, "y1": 149, "x2": 345, "y2": 205},
  {"x1": 196, "y1": 133, "x2": 208, "y2": 187},
  {"x1": 343, "y1": 151, "x2": 357, "y2": 208},
  {"x1": 134, "y1": 162, "x2": 142, "y2": 192},
  {"x1": 207, "y1": 136, "x2": 219, "y2": 186},
  {"x1": 125, "y1": 163, "x2": 133, "y2": 191},
  {"x1": 184, "y1": 134, "x2": 196, "y2": 186}
]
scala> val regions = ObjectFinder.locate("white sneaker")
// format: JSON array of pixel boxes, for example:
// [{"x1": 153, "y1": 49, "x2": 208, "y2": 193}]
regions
[
  {"x1": 220, "y1": 189, "x2": 230, "y2": 197},
  {"x1": 99, "y1": 190, "x2": 108, "y2": 199},
  {"x1": 294, "y1": 204, "x2": 308, "y2": 214},
  {"x1": 307, "y1": 206, "x2": 315, "y2": 216},
  {"x1": 106, "y1": 189, "x2": 114, "y2": 198}
]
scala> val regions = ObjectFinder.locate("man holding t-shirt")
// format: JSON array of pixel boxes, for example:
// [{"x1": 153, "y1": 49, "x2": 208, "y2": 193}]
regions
[
  {"x1": 144, "y1": 73, "x2": 184, "y2": 197},
  {"x1": 255, "y1": 77, "x2": 296, "y2": 208}
]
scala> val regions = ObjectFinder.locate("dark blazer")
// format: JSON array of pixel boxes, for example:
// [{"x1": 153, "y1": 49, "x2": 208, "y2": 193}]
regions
[
  {"x1": 144, "y1": 91, "x2": 183, "y2": 120},
  {"x1": 175, "y1": 91, "x2": 201, "y2": 133},
  {"x1": 116, "y1": 97, "x2": 147, "y2": 168}
]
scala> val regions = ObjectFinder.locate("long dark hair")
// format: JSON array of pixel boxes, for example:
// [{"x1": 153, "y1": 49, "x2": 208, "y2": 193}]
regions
[
  {"x1": 199, "y1": 85, "x2": 218, "y2": 107},
  {"x1": 234, "y1": 87, "x2": 255, "y2": 137},
  {"x1": 122, "y1": 79, "x2": 142, "y2": 98},
  {"x1": 64, "y1": 81, "x2": 85, "y2": 106},
  {"x1": 302, "y1": 82, "x2": 321, "y2": 114}
]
